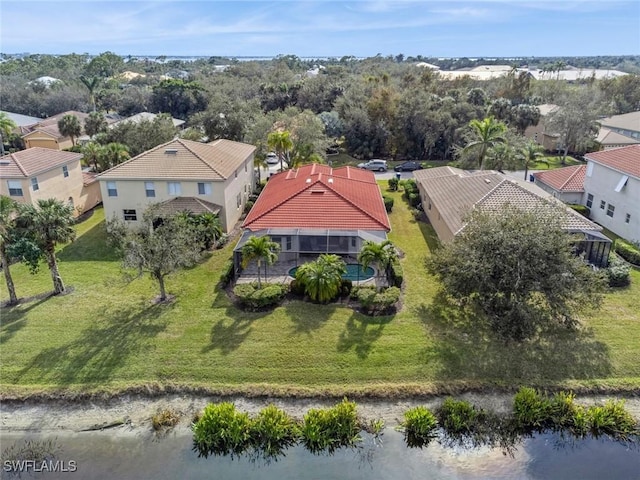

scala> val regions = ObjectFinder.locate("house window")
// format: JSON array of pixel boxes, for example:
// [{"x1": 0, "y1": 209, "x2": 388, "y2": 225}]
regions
[
  {"x1": 606, "y1": 204, "x2": 615, "y2": 218},
  {"x1": 236, "y1": 192, "x2": 242, "y2": 208},
  {"x1": 625, "y1": 213, "x2": 631, "y2": 224},
  {"x1": 245, "y1": 163, "x2": 247, "y2": 172},
  {"x1": 62, "y1": 165, "x2": 69, "y2": 178},
  {"x1": 235, "y1": 170, "x2": 238, "y2": 178},
  {"x1": 145, "y1": 182, "x2": 155, "y2": 197},
  {"x1": 198, "y1": 182, "x2": 211, "y2": 195},
  {"x1": 600, "y1": 200, "x2": 606, "y2": 210},
  {"x1": 168, "y1": 182, "x2": 181, "y2": 195},
  {"x1": 7, "y1": 180, "x2": 23, "y2": 196},
  {"x1": 586, "y1": 194, "x2": 593, "y2": 209},
  {"x1": 123, "y1": 209, "x2": 137, "y2": 221},
  {"x1": 31, "y1": 177, "x2": 39, "y2": 191},
  {"x1": 286, "y1": 236, "x2": 292, "y2": 250},
  {"x1": 351, "y1": 237, "x2": 356, "y2": 248},
  {"x1": 107, "y1": 181, "x2": 117, "y2": 197}
]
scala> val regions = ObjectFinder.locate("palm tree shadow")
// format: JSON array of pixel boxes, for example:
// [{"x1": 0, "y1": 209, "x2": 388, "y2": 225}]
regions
[
  {"x1": 418, "y1": 290, "x2": 612, "y2": 382},
  {"x1": 1, "y1": 295, "x2": 55, "y2": 344},
  {"x1": 284, "y1": 301, "x2": 338, "y2": 335},
  {"x1": 336, "y1": 311, "x2": 393, "y2": 359},
  {"x1": 14, "y1": 303, "x2": 171, "y2": 386},
  {"x1": 58, "y1": 221, "x2": 119, "y2": 262}
]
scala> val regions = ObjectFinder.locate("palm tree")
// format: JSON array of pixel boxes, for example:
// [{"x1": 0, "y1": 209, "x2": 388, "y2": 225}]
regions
[
  {"x1": 82, "y1": 142, "x2": 104, "y2": 172},
  {"x1": 290, "y1": 143, "x2": 324, "y2": 169},
  {"x1": 240, "y1": 235, "x2": 280, "y2": 288},
  {"x1": 254, "y1": 155, "x2": 268, "y2": 185},
  {"x1": 99, "y1": 142, "x2": 130, "y2": 171},
  {"x1": 463, "y1": 116, "x2": 507, "y2": 170},
  {"x1": 57, "y1": 114, "x2": 82, "y2": 146},
  {"x1": 267, "y1": 130, "x2": 293, "y2": 171},
  {"x1": 84, "y1": 111, "x2": 107, "y2": 138},
  {"x1": 80, "y1": 75, "x2": 101, "y2": 112},
  {"x1": 295, "y1": 254, "x2": 346, "y2": 303},
  {"x1": 16, "y1": 199, "x2": 76, "y2": 295},
  {"x1": 485, "y1": 142, "x2": 516, "y2": 173},
  {"x1": 519, "y1": 141, "x2": 547, "y2": 181},
  {"x1": 0, "y1": 112, "x2": 17, "y2": 156},
  {"x1": 358, "y1": 240, "x2": 397, "y2": 281},
  {"x1": 0, "y1": 196, "x2": 19, "y2": 304}
]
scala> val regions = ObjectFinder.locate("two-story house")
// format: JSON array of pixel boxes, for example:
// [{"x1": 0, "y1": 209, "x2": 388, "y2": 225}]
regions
[
  {"x1": 583, "y1": 145, "x2": 639, "y2": 243},
  {"x1": 21, "y1": 111, "x2": 89, "y2": 150},
  {"x1": 97, "y1": 138, "x2": 255, "y2": 232},
  {"x1": 0, "y1": 147, "x2": 101, "y2": 215}
]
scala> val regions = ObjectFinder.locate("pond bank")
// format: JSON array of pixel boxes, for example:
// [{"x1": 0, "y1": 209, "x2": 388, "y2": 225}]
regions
[{"x1": 2, "y1": 392, "x2": 639, "y2": 435}]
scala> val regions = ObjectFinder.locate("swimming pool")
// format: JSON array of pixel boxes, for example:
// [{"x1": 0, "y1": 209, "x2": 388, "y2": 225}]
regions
[{"x1": 288, "y1": 263, "x2": 375, "y2": 281}]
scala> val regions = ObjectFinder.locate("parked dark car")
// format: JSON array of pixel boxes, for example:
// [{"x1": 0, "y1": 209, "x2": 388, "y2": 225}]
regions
[{"x1": 394, "y1": 161, "x2": 423, "y2": 172}]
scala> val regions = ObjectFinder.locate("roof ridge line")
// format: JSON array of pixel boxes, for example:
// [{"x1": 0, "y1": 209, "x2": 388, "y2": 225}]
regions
[
  {"x1": 322, "y1": 178, "x2": 390, "y2": 230},
  {"x1": 558, "y1": 165, "x2": 583, "y2": 190},
  {"x1": 179, "y1": 139, "x2": 226, "y2": 179},
  {"x1": 473, "y1": 178, "x2": 508, "y2": 207},
  {"x1": 96, "y1": 138, "x2": 176, "y2": 177}
]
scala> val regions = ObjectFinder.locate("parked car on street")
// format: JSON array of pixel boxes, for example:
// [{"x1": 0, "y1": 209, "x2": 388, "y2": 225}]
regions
[
  {"x1": 266, "y1": 152, "x2": 279, "y2": 164},
  {"x1": 394, "y1": 161, "x2": 423, "y2": 172},
  {"x1": 357, "y1": 159, "x2": 387, "y2": 172}
]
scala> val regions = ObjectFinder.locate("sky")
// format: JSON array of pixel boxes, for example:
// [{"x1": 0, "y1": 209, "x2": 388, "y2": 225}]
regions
[{"x1": 2, "y1": 1, "x2": 639, "y2": 58}]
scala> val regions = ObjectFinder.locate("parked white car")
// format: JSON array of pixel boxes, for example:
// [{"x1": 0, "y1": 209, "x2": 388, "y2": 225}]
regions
[
  {"x1": 357, "y1": 159, "x2": 387, "y2": 172},
  {"x1": 266, "y1": 152, "x2": 279, "y2": 164}
]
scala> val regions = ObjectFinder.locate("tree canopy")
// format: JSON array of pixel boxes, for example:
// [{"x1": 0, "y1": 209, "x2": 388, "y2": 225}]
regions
[{"x1": 426, "y1": 205, "x2": 606, "y2": 341}]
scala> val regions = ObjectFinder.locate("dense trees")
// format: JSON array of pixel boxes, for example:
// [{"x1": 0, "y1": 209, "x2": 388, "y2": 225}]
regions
[
  {"x1": 462, "y1": 117, "x2": 508, "y2": 170},
  {"x1": 0, "y1": 196, "x2": 19, "y2": 304},
  {"x1": 426, "y1": 205, "x2": 606, "y2": 341}
]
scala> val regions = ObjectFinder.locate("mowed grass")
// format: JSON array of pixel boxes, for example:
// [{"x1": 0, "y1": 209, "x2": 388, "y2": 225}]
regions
[{"x1": 1, "y1": 191, "x2": 639, "y2": 397}]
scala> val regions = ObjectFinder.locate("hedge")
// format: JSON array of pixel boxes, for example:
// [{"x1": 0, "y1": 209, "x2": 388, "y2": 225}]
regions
[
  {"x1": 355, "y1": 286, "x2": 401, "y2": 315},
  {"x1": 569, "y1": 204, "x2": 590, "y2": 218},
  {"x1": 233, "y1": 283, "x2": 287, "y2": 310},
  {"x1": 219, "y1": 259, "x2": 235, "y2": 287},
  {"x1": 614, "y1": 240, "x2": 640, "y2": 266},
  {"x1": 387, "y1": 258, "x2": 404, "y2": 287},
  {"x1": 383, "y1": 195, "x2": 394, "y2": 212}
]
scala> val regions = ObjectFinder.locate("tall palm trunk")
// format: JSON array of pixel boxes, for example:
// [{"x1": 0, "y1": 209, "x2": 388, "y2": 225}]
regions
[
  {"x1": 1, "y1": 246, "x2": 18, "y2": 304},
  {"x1": 257, "y1": 259, "x2": 262, "y2": 288},
  {"x1": 45, "y1": 248, "x2": 65, "y2": 294}
]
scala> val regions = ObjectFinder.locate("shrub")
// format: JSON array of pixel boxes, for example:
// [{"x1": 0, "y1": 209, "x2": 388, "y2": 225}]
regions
[
  {"x1": 340, "y1": 278, "x2": 353, "y2": 297},
  {"x1": 387, "y1": 259, "x2": 404, "y2": 287},
  {"x1": 219, "y1": 259, "x2": 235, "y2": 287},
  {"x1": 233, "y1": 283, "x2": 287, "y2": 310},
  {"x1": 300, "y1": 399, "x2": 361, "y2": 454},
  {"x1": 569, "y1": 204, "x2": 590, "y2": 218},
  {"x1": 289, "y1": 279, "x2": 306, "y2": 296},
  {"x1": 513, "y1": 387, "x2": 552, "y2": 430},
  {"x1": 586, "y1": 400, "x2": 638, "y2": 437},
  {"x1": 614, "y1": 240, "x2": 640, "y2": 266},
  {"x1": 215, "y1": 233, "x2": 229, "y2": 249},
  {"x1": 606, "y1": 256, "x2": 631, "y2": 288},
  {"x1": 192, "y1": 403, "x2": 253, "y2": 458},
  {"x1": 243, "y1": 200, "x2": 255, "y2": 214},
  {"x1": 356, "y1": 286, "x2": 400, "y2": 315},
  {"x1": 402, "y1": 406, "x2": 437, "y2": 448},
  {"x1": 152, "y1": 408, "x2": 181, "y2": 432},
  {"x1": 251, "y1": 405, "x2": 299, "y2": 460},
  {"x1": 437, "y1": 398, "x2": 479, "y2": 435},
  {"x1": 388, "y1": 177, "x2": 399, "y2": 191},
  {"x1": 383, "y1": 195, "x2": 394, "y2": 212}
]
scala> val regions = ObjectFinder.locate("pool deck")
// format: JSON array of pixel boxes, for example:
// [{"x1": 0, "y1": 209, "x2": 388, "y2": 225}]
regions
[{"x1": 236, "y1": 257, "x2": 382, "y2": 287}]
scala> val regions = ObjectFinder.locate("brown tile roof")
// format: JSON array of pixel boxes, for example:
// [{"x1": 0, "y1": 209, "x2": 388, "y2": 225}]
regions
[
  {"x1": 82, "y1": 171, "x2": 98, "y2": 185},
  {"x1": 596, "y1": 128, "x2": 640, "y2": 146},
  {"x1": 584, "y1": 144, "x2": 640, "y2": 178},
  {"x1": 155, "y1": 197, "x2": 222, "y2": 216},
  {"x1": 243, "y1": 164, "x2": 390, "y2": 231},
  {"x1": 415, "y1": 166, "x2": 600, "y2": 236},
  {"x1": 533, "y1": 165, "x2": 586, "y2": 192},
  {"x1": 21, "y1": 111, "x2": 89, "y2": 139},
  {"x1": 0, "y1": 148, "x2": 82, "y2": 178},
  {"x1": 97, "y1": 138, "x2": 255, "y2": 181}
]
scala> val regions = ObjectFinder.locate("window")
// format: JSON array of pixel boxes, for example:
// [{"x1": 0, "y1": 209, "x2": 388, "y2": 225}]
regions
[
  {"x1": 107, "y1": 181, "x2": 117, "y2": 197},
  {"x1": 144, "y1": 181, "x2": 155, "y2": 197},
  {"x1": 614, "y1": 175, "x2": 629, "y2": 193},
  {"x1": 235, "y1": 170, "x2": 238, "y2": 178},
  {"x1": 245, "y1": 163, "x2": 247, "y2": 172},
  {"x1": 351, "y1": 237, "x2": 356, "y2": 248},
  {"x1": 197, "y1": 182, "x2": 211, "y2": 195},
  {"x1": 236, "y1": 192, "x2": 242, "y2": 208},
  {"x1": 286, "y1": 236, "x2": 292, "y2": 250},
  {"x1": 31, "y1": 177, "x2": 39, "y2": 191},
  {"x1": 600, "y1": 200, "x2": 606, "y2": 210},
  {"x1": 62, "y1": 165, "x2": 69, "y2": 178},
  {"x1": 625, "y1": 213, "x2": 631, "y2": 224},
  {"x1": 7, "y1": 180, "x2": 23, "y2": 196},
  {"x1": 168, "y1": 182, "x2": 181, "y2": 195},
  {"x1": 123, "y1": 209, "x2": 137, "y2": 221},
  {"x1": 606, "y1": 204, "x2": 615, "y2": 218},
  {"x1": 586, "y1": 194, "x2": 593, "y2": 208}
]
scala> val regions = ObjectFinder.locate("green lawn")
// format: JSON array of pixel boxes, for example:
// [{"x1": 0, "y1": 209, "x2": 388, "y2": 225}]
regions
[{"x1": 1, "y1": 193, "x2": 639, "y2": 398}]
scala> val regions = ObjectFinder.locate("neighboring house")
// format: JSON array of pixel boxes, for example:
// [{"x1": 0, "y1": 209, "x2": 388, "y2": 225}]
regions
[
  {"x1": 235, "y1": 164, "x2": 391, "y2": 273},
  {"x1": 598, "y1": 111, "x2": 640, "y2": 141},
  {"x1": 524, "y1": 104, "x2": 561, "y2": 151},
  {"x1": 21, "y1": 111, "x2": 89, "y2": 150},
  {"x1": 415, "y1": 166, "x2": 611, "y2": 267},
  {"x1": 0, "y1": 111, "x2": 43, "y2": 131},
  {"x1": 0, "y1": 147, "x2": 101, "y2": 215},
  {"x1": 583, "y1": 145, "x2": 640, "y2": 243},
  {"x1": 112, "y1": 111, "x2": 185, "y2": 129},
  {"x1": 596, "y1": 128, "x2": 640, "y2": 150},
  {"x1": 533, "y1": 165, "x2": 586, "y2": 204},
  {"x1": 97, "y1": 138, "x2": 255, "y2": 232}
]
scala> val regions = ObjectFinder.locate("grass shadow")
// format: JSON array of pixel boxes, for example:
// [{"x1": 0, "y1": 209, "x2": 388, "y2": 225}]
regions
[
  {"x1": 283, "y1": 301, "x2": 339, "y2": 335},
  {"x1": 0, "y1": 295, "x2": 55, "y2": 344},
  {"x1": 336, "y1": 311, "x2": 393, "y2": 359},
  {"x1": 417, "y1": 221, "x2": 441, "y2": 254},
  {"x1": 58, "y1": 221, "x2": 119, "y2": 262},
  {"x1": 14, "y1": 303, "x2": 171, "y2": 386},
  {"x1": 417, "y1": 291, "x2": 612, "y2": 382}
]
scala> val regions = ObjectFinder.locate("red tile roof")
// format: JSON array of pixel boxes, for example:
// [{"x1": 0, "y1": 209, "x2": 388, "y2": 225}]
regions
[
  {"x1": 533, "y1": 165, "x2": 586, "y2": 192},
  {"x1": 585, "y1": 145, "x2": 640, "y2": 178},
  {"x1": 243, "y1": 164, "x2": 391, "y2": 231}
]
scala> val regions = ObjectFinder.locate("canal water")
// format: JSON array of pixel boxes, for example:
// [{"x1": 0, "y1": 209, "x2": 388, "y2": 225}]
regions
[{"x1": 2, "y1": 429, "x2": 639, "y2": 479}]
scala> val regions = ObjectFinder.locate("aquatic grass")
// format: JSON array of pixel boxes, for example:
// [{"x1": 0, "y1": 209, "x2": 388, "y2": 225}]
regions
[
  {"x1": 513, "y1": 387, "x2": 553, "y2": 430},
  {"x1": 250, "y1": 404, "x2": 300, "y2": 461},
  {"x1": 402, "y1": 406, "x2": 438, "y2": 448},
  {"x1": 587, "y1": 400, "x2": 638, "y2": 438},
  {"x1": 192, "y1": 403, "x2": 253, "y2": 458},
  {"x1": 300, "y1": 399, "x2": 362, "y2": 454}
]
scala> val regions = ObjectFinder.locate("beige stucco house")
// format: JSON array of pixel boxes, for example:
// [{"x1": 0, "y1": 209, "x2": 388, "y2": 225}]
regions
[
  {"x1": 0, "y1": 147, "x2": 101, "y2": 216},
  {"x1": 97, "y1": 138, "x2": 255, "y2": 232},
  {"x1": 21, "y1": 111, "x2": 89, "y2": 150},
  {"x1": 523, "y1": 104, "x2": 560, "y2": 151}
]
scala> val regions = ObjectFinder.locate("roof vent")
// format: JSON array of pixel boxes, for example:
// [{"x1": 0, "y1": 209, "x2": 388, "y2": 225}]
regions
[
  {"x1": 306, "y1": 178, "x2": 311, "y2": 183},
  {"x1": 484, "y1": 178, "x2": 491, "y2": 184},
  {"x1": 328, "y1": 178, "x2": 334, "y2": 183},
  {"x1": 165, "y1": 148, "x2": 178, "y2": 155},
  {"x1": 310, "y1": 189, "x2": 325, "y2": 194}
]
